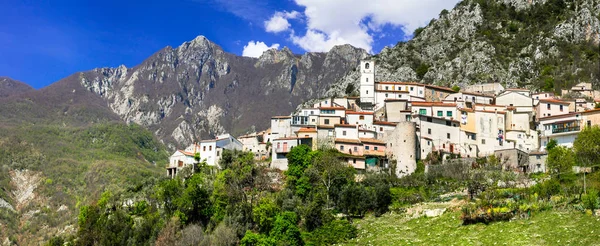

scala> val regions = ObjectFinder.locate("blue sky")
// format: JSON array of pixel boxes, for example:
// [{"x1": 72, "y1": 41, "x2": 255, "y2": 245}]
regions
[{"x1": 0, "y1": 0, "x2": 459, "y2": 89}]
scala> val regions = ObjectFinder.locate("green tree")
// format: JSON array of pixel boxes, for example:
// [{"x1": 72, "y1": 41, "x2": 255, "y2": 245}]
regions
[
  {"x1": 270, "y1": 212, "x2": 303, "y2": 246},
  {"x1": 451, "y1": 85, "x2": 460, "y2": 92},
  {"x1": 286, "y1": 144, "x2": 314, "y2": 181},
  {"x1": 546, "y1": 139, "x2": 558, "y2": 151},
  {"x1": 573, "y1": 126, "x2": 600, "y2": 193},
  {"x1": 253, "y1": 196, "x2": 280, "y2": 233},
  {"x1": 546, "y1": 146, "x2": 575, "y2": 182}
]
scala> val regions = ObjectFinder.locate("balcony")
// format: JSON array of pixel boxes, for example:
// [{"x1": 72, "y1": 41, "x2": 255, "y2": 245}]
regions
[{"x1": 551, "y1": 121, "x2": 581, "y2": 134}]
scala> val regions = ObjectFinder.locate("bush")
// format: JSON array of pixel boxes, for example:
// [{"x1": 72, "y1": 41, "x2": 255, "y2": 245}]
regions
[
  {"x1": 305, "y1": 220, "x2": 357, "y2": 245},
  {"x1": 582, "y1": 189, "x2": 599, "y2": 213}
]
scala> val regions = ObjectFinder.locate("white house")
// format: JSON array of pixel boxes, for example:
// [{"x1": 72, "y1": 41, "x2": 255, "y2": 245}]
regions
[{"x1": 538, "y1": 112, "x2": 582, "y2": 151}]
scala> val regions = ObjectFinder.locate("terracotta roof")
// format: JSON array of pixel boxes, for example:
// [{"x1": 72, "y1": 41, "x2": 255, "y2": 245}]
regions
[
  {"x1": 374, "y1": 121, "x2": 397, "y2": 126},
  {"x1": 411, "y1": 102, "x2": 457, "y2": 107},
  {"x1": 538, "y1": 112, "x2": 580, "y2": 120},
  {"x1": 459, "y1": 108, "x2": 475, "y2": 112},
  {"x1": 384, "y1": 99, "x2": 408, "y2": 102},
  {"x1": 317, "y1": 125, "x2": 335, "y2": 129},
  {"x1": 425, "y1": 84, "x2": 455, "y2": 92},
  {"x1": 529, "y1": 151, "x2": 547, "y2": 155},
  {"x1": 345, "y1": 111, "x2": 374, "y2": 115},
  {"x1": 376, "y1": 81, "x2": 423, "y2": 85},
  {"x1": 334, "y1": 124, "x2": 357, "y2": 128},
  {"x1": 297, "y1": 128, "x2": 317, "y2": 133},
  {"x1": 177, "y1": 150, "x2": 195, "y2": 156},
  {"x1": 359, "y1": 138, "x2": 385, "y2": 145},
  {"x1": 506, "y1": 88, "x2": 530, "y2": 91},
  {"x1": 335, "y1": 138, "x2": 362, "y2": 144},
  {"x1": 582, "y1": 108, "x2": 600, "y2": 114},
  {"x1": 272, "y1": 116, "x2": 291, "y2": 119},
  {"x1": 539, "y1": 99, "x2": 570, "y2": 105},
  {"x1": 319, "y1": 106, "x2": 346, "y2": 110},
  {"x1": 363, "y1": 150, "x2": 386, "y2": 156}
]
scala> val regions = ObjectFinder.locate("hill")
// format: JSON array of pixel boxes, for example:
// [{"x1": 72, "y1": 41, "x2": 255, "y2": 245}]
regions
[{"x1": 328, "y1": 0, "x2": 600, "y2": 96}]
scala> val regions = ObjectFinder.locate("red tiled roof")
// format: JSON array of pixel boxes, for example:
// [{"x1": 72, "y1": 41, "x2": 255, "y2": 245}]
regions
[
  {"x1": 317, "y1": 125, "x2": 335, "y2": 129},
  {"x1": 335, "y1": 124, "x2": 357, "y2": 128},
  {"x1": 178, "y1": 150, "x2": 195, "y2": 156},
  {"x1": 297, "y1": 128, "x2": 317, "y2": 133},
  {"x1": 538, "y1": 112, "x2": 580, "y2": 120},
  {"x1": 335, "y1": 138, "x2": 362, "y2": 144},
  {"x1": 271, "y1": 116, "x2": 291, "y2": 119},
  {"x1": 411, "y1": 102, "x2": 457, "y2": 107},
  {"x1": 359, "y1": 138, "x2": 385, "y2": 145},
  {"x1": 373, "y1": 121, "x2": 397, "y2": 126},
  {"x1": 425, "y1": 84, "x2": 455, "y2": 92},
  {"x1": 539, "y1": 99, "x2": 570, "y2": 105},
  {"x1": 345, "y1": 111, "x2": 374, "y2": 115}
]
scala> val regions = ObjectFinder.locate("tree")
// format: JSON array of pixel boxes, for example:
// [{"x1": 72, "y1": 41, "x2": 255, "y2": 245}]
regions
[
  {"x1": 252, "y1": 196, "x2": 280, "y2": 233},
  {"x1": 311, "y1": 150, "x2": 355, "y2": 209},
  {"x1": 573, "y1": 126, "x2": 600, "y2": 193},
  {"x1": 546, "y1": 139, "x2": 558, "y2": 151},
  {"x1": 451, "y1": 85, "x2": 460, "y2": 92},
  {"x1": 270, "y1": 212, "x2": 303, "y2": 246},
  {"x1": 546, "y1": 146, "x2": 575, "y2": 182},
  {"x1": 286, "y1": 144, "x2": 314, "y2": 180}
]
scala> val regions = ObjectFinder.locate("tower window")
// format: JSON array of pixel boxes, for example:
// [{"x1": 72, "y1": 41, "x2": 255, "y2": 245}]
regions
[
  {"x1": 365, "y1": 63, "x2": 370, "y2": 69},
  {"x1": 366, "y1": 90, "x2": 369, "y2": 95},
  {"x1": 366, "y1": 78, "x2": 369, "y2": 82}
]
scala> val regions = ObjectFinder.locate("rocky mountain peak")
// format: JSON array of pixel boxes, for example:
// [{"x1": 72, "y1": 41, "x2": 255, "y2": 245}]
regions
[
  {"x1": 257, "y1": 47, "x2": 296, "y2": 65},
  {"x1": 0, "y1": 77, "x2": 34, "y2": 98}
]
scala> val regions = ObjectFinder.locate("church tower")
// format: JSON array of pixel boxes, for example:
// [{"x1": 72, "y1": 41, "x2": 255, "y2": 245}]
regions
[{"x1": 360, "y1": 60, "x2": 375, "y2": 109}]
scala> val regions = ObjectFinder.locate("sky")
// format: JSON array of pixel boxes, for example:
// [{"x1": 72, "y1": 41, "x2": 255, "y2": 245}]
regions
[{"x1": 0, "y1": 0, "x2": 460, "y2": 89}]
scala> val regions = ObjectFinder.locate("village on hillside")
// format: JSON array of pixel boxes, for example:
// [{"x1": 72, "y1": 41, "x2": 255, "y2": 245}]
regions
[{"x1": 167, "y1": 60, "x2": 600, "y2": 178}]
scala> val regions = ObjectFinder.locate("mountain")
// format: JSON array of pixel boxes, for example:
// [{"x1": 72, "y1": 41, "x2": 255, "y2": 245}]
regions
[
  {"x1": 74, "y1": 36, "x2": 368, "y2": 149},
  {"x1": 0, "y1": 77, "x2": 34, "y2": 98},
  {"x1": 328, "y1": 0, "x2": 600, "y2": 96}
]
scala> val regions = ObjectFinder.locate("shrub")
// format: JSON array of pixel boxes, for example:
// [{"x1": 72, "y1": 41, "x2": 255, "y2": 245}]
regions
[
  {"x1": 582, "y1": 189, "x2": 599, "y2": 213},
  {"x1": 305, "y1": 220, "x2": 357, "y2": 245}
]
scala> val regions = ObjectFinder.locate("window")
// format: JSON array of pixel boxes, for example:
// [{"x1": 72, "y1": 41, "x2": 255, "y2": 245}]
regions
[
  {"x1": 353, "y1": 159, "x2": 356, "y2": 164},
  {"x1": 343, "y1": 130, "x2": 347, "y2": 136},
  {"x1": 559, "y1": 105, "x2": 564, "y2": 111},
  {"x1": 203, "y1": 146, "x2": 206, "y2": 151},
  {"x1": 536, "y1": 155, "x2": 541, "y2": 160},
  {"x1": 340, "y1": 145, "x2": 344, "y2": 151},
  {"x1": 427, "y1": 141, "x2": 430, "y2": 146},
  {"x1": 420, "y1": 90, "x2": 423, "y2": 95},
  {"x1": 447, "y1": 133, "x2": 451, "y2": 139},
  {"x1": 366, "y1": 78, "x2": 369, "y2": 82},
  {"x1": 410, "y1": 87, "x2": 414, "y2": 91},
  {"x1": 447, "y1": 111, "x2": 453, "y2": 117},
  {"x1": 437, "y1": 111, "x2": 443, "y2": 116},
  {"x1": 312, "y1": 119, "x2": 315, "y2": 122},
  {"x1": 354, "y1": 146, "x2": 358, "y2": 152},
  {"x1": 359, "y1": 115, "x2": 365, "y2": 120},
  {"x1": 588, "y1": 120, "x2": 592, "y2": 127},
  {"x1": 428, "y1": 128, "x2": 431, "y2": 134},
  {"x1": 547, "y1": 103, "x2": 551, "y2": 110},
  {"x1": 209, "y1": 146, "x2": 212, "y2": 151},
  {"x1": 482, "y1": 139, "x2": 486, "y2": 144},
  {"x1": 324, "y1": 119, "x2": 330, "y2": 124},
  {"x1": 419, "y1": 109, "x2": 427, "y2": 115},
  {"x1": 385, "y1": 93, "x2": 389, "y2": 98},
  {"x1": 374, "y1": 146, "x2": 379, "y2": 151},
  {"x1": 366, "y1": 90, "x2": 369, "y2": 94},
  {"x1": 365, "y1": 146, "x2": 370, "y2": 150},
  {"x1": 365, "y1": 63, "x2": 370, "y2": 69},
  {"x1": 385, "y1": 86, "x2": 389, "y2": 90}
]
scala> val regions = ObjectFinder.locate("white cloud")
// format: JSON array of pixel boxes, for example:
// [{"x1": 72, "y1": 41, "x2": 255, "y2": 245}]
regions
[
  {"x1": 289, "y1": 0, "x2": 461, "y2": 53},
  {"x1": 265, "y1": 11, "x2": 302, "y2": 33},
  {"x1": 242, "y1": 41, "x2": 280, "y2": 58}
]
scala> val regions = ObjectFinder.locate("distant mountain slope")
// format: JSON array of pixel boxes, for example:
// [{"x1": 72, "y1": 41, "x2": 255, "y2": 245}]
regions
[
  {"x1": 74, "y1": 36, "x2": 368, "y2": 149},
  {"x1": 328, "y1": 0, "x2": 600, "y2": 96},
  {"x1": 0, "y1": 77, "x2": 34, "y2": 98}
]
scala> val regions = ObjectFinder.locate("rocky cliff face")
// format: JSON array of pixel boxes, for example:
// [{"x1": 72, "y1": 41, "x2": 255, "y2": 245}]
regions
[
  {"x1": 328, "y1": 0, "x2": 600, "y2": 97},
  {"x1": 78, "y1": 36, "x2": 368, "y2": 149}
]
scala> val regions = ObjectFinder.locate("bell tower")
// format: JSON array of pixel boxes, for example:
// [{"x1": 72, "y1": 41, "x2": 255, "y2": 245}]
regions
[{"x1": 360, "y1": 60, "x2": 375, "y2": 109}]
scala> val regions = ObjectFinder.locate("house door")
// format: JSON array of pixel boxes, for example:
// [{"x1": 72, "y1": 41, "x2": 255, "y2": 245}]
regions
[
  {"x1": 450, "y1": 144, "x2": 454, "y2": 153},
  {"x1": 283, "y1": 142, "x2": 288, "y2": 152}
]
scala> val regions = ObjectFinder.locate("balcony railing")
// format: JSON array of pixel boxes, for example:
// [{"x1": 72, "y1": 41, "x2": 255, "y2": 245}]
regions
[{"x1": 552, "y1": 126, "x2": 580, "y2": 134}]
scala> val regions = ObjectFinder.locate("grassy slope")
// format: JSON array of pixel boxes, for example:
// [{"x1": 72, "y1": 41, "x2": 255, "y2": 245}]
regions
[
  {"x1": 0, "y1": 123, "x2": 169, "y2": 244},
  {"x1": 342, "y1": 210, "x2": 600, "y2": 245}
]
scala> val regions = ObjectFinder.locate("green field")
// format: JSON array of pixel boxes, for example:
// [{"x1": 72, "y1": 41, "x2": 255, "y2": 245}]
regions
[{"x1": 342, "y1": 210, "x2": 600, "y2": 245}]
